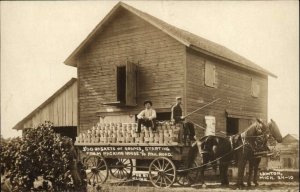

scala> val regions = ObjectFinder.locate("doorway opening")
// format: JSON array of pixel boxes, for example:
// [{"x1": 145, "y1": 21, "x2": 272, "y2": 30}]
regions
[
  {"x1": 52, "y1": 126, "x2": 77, "y2": 142},
  {"x1": 116, "y1": 66, "x2": 126, "y2": 103},
  {"x1": 226, "y1": 117, "x2": 239, "y2": 136}
]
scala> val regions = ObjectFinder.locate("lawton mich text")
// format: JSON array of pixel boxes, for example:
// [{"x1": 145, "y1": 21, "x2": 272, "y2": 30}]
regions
[{"x1": 259, "y1": 171, "x2": 295, "y2": 181}]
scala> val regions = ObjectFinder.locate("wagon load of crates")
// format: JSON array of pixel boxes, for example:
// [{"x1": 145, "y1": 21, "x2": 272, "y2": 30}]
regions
[{"x1": 75, "y1": 121, "x2": 183, "y2": 145}]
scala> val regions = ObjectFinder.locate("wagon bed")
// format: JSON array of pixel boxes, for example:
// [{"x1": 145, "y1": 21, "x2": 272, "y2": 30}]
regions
[{"x1": 75, "y1": 142, "x2": 196, "y2": 188}]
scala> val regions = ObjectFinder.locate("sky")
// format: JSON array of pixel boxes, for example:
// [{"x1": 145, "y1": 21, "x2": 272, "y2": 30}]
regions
[{"x1": 1, "y1": 1, "x2": 299, "y2": 138}]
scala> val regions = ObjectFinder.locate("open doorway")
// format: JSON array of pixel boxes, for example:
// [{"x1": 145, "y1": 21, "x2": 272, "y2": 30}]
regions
[
  {"x1": 156, "y1": 112, "x2": 171, "y2": 121},
  {"x1": 226, "y1": 117, "x2": 239, "y2": 136},
  {"x1": 134, "y1": 112, "x2": 171, "y2": 122},
  {"x1": 116, "y1": 66, "x2": 126, "y2": 103},
  {"x1": 52, "y1": 126, "x2": 77, "y2": 142}
]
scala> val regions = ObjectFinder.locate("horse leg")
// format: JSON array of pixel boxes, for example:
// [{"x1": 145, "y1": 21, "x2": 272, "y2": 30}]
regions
[
  {"x1": 236, "y1": 157, "x2": 247, "y2": 188},
  {"x1": 220, "y1": 162, "x2": 229, "y2": 186},
  {"x1": 220, "y1": 163, "x2": 225, "y2": 185},
  {"x1": 199, "y1": 155, "x2": 210, "y2": 187},
  {"x1": 199, "y1": 166, "x2": 206, "y2": 187},
  {"x1": 253, "y1": 158, "x2": 261, "y2": 186},
  {"x1": 224, "y1": 164, "x2": 229, "y2": 186},
  {"x1": 247, "y1": 160, "x2": 254, "y2": 186}
]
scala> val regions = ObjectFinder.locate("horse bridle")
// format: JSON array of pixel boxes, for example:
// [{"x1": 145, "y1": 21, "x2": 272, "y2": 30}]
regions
[{"x1": 241, "y1": 123, "x2": 271, "y2": 153}]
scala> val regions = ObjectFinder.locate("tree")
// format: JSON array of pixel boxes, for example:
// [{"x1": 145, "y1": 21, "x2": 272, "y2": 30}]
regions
[{"x1": 1, "y1": 121, "x2": 86, "y2": 191}]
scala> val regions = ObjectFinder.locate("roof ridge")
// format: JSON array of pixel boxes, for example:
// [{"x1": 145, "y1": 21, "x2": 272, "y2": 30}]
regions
[
  {"x1": 64, "y1": 2, "x2": 276, "y2": 77},
  {"x1": 121, "y1": 2, "x2": 275, "y2": 77}
]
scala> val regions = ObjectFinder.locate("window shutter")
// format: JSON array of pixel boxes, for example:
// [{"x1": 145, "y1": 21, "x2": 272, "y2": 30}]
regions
[
  {"x1": 251, "y1": 78, "x2": 260, "y2": 98},
  {"x1": 205, "y1": 62, "x2": 216, "y2": 87},
  {"x1": 126, "y1": 61, "x2": 137, "y2": 106}
]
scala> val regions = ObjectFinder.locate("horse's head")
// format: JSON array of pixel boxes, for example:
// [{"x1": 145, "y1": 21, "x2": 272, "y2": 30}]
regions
[
  {"x1": 193, "y1": 135, "x2": 215, "y2": 164},
  {"x1": 266, "y1": 119, "x2": 283, "y2": 143}
]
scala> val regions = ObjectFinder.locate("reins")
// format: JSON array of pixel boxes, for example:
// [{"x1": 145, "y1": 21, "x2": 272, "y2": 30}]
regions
[
  {"x1": 177, "y1": 143, "x2": 246, "y2": 173},
  {"x1": 243, "y1": 135, "x2": 265, "y2": 138},
  {"x1": 184, "y1": 131, "x2": 267, "y2": 173}
]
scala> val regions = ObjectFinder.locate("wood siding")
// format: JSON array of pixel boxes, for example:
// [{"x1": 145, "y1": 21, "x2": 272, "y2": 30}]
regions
[
  {"x1": 77, "y1": 8, "x2": 185, "y2": 132},
  {"x1": 186, "y1": 48, "x2": 268, "y2": 137},
  {"x1": 21, "y1": 81, "x2": 78, "y2": 129}
]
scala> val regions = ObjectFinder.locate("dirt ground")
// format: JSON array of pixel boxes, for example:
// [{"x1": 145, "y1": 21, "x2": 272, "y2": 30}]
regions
[{"x1": 88, "y1": 181, "x2": 299, "y2": 192}]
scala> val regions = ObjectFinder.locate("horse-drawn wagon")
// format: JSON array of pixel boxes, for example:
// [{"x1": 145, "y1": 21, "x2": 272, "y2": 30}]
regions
[
  {"x1": 74, "y1": 117, "x2": 282, "y2": 188},
  {"x1": 74, "y1": 121, "x2": 202, "y2": 188}
]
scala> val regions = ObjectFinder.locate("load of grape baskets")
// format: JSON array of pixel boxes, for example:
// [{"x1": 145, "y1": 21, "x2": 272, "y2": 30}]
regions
[{"x1": 74, "y1": 121, "x2": 204, "y2": 188}]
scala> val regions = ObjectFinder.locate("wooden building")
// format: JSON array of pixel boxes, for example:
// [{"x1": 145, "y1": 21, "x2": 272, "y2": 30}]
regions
[
  {"x1": 268, "y1": 134, "x2": 299, "y2": 170},
  {"x1": 12, "y1": 78, "x2": 78, "y2": 140},
  {"x1": 64, "y1": 2, "x2": 275, "y2": 136}
]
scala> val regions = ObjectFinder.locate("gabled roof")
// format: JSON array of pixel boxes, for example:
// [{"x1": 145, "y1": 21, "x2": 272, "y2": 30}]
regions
[
  {"x1": 64, "y1": 2, "x2": 276, "y2": 78},
  {"x1": 12, "y1": 78, "x2": 77, "y2": 130},
  {"x1": 282, "y1": 134, "x2": 299, "y2": 142}
]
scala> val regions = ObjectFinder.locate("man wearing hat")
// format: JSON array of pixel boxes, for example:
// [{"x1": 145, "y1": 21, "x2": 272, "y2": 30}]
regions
[
  {"x1": 136, "y1": 100, "x2": 157, "y2": 133},
  {"x1": 171, "y1": 97, "x2": 195, "y2": 145},
  {"x1": 171, "y1": 97, "x2": 185, "y2": 123}
]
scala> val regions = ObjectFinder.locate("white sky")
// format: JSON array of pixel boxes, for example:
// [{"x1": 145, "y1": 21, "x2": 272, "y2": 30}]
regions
[{"x1": 1, "y1": 1, "x2": 299, "y2": 138}]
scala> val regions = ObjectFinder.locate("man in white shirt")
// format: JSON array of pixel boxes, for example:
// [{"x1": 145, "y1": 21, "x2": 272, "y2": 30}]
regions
[{"x1": 136, "y1": 100, "x2": 157, "y2": 133}]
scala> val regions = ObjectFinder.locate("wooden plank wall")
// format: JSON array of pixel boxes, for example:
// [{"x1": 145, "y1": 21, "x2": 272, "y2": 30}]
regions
[
  {"x1": 185, "y1": 48, "x2": 268, "y2": 137},
  {"x1": 22, "y1": 81, "x2": 78, "y2": 129},
  {"x1": 77, "y1": 8, "x2": 185, "y2": 132}
]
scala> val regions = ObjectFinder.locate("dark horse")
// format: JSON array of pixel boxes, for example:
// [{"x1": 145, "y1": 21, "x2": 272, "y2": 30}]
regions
[
  {"x1": 196, "y1": 119, "x2": 282, "y2": 188},
  {"x1": 195, "y1": 134, "x2": 233, "y2": 186}
]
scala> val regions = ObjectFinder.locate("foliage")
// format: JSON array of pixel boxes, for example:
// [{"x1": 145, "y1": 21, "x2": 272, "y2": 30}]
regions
[{"x1": 0, "y1": 121, "x2": 86, "y2": 192}]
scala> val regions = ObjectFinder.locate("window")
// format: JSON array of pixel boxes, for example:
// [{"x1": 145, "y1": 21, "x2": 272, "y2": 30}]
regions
[
  {"x1": 205, "y1": 61, "x2": 216, "y2": 87},
  {"x1": 251, "y1": 78, "x2": 260, "y2": 97},
  {"x1": 116, "y1": 61, "x2": 137, "y2": 106}
]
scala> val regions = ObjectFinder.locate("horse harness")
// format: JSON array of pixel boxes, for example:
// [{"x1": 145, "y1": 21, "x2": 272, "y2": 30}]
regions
[{"x1": 239, "y1": 129, "x2": 269, "y2": 155}]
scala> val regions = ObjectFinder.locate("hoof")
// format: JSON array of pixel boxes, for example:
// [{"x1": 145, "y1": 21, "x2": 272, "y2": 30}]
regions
[
  {"x1": 221, "y1": 183, "x2": 229, "y2": 187},
  {"x1": 235, "y1": 183, "x2": 245, "y2": 189},
  {"x1": 254, "y1": 182, "x2": 259, "y2": 186},
  {"x1": 247, "y1": 182, "x2": 251, "y2": 187}
]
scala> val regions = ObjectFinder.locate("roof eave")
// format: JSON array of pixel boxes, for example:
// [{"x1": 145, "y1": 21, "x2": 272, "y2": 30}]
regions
[
  {"x1": 189, "y1": 45, "x2": 277, "y2": 78},
  {"x1": 64, "y1": 2, "x2": 126, "y2": 67},
  {"x1": 12, "y1": 78, "x2": 77, "y2": 130},
  {"x1": 64, "y1": 57, "x2": 77, "y2": 67},
  {"x1": 64, "y1": 2, "x2": 277, "y2": 79},
  {"x1": 121, "y1": 3, "x2": 191, "y2": 47},
  {"x1": 63, "y1": 2, "x2": 191, "y2": 67}
]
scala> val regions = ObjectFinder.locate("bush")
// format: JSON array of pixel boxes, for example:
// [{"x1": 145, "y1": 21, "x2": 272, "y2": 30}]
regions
[{"x1": 0, "y1": 121, "x2": 86, "y2": 192}]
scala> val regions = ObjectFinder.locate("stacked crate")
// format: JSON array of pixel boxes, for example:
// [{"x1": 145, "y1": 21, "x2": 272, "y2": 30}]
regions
[{"x1": 76, "y1": 121, "x2": 181, "y2": 145}]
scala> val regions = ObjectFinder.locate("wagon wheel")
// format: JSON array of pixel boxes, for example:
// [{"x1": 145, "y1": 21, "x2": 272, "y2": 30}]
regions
[
  {"x1": 109, "y1": 158, "x2": 133, "y2": 179},
  {"x1": 149, "y1": 157, "x2": 176, "y2": 188},
  {"x1": 177, "y1": 161, "x2": 199, "y2": 186},
  {"x1": 84, "y1": 155, "x2": 108, "y2": 186}
]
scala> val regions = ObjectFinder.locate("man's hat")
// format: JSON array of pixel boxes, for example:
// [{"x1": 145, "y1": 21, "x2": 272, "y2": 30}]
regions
[
  {"x1": 144, "y1": 100, "x2": 152, "y2": 106},
  {"x1": 176, "y1": 96, "x2": 182, "y2": 100}
]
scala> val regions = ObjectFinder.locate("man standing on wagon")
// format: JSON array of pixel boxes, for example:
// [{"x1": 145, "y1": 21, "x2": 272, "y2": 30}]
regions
[
  {"x1": 171, "y1": 96, "x2": 185, "y2": 124},
  {"x1": 136, "y1": 100, "x2": 157, "y2": 133},
  {"x1": 171, "y1": 97, "x2": 195, "y2": 145}
]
